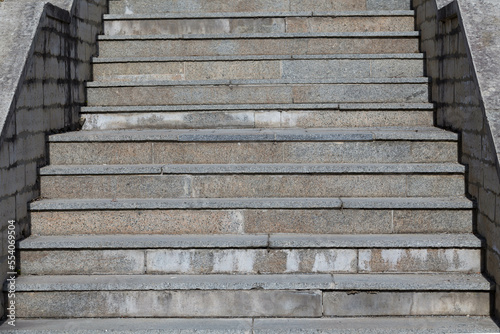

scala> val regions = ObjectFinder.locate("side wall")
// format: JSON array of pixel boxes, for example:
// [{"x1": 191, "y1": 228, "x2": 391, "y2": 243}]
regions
[
  {"x1": 414, "y1": 0, "x2": 500, "y2": 319},
  {"x1": 0, "y1": 0, "x2": 106, "y2": 316}
]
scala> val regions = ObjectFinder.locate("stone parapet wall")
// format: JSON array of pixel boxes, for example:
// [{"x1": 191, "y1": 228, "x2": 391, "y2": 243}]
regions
[
  {"x1": 0, "y1": 0, "x2": 106, "y2": 316},
  {"x1": 414, "y1": 0, "x2": 500, "y2": 320}
]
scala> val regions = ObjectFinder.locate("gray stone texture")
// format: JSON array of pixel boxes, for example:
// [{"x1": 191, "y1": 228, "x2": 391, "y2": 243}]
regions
[
  {"x1": 0, "y1": 0, "x2": 106, "y2": 317},
  {"x1": 86, "y1": 81, "x2": 429, "y2": 107},
  {"x1": 39, "y1": 173, "x2": 465, "y2": 199},
  {"x1": 323, "y1": 291, "x2": 490, "y2": 316},
  {"x1": 97, "y1": 36, "x2": 419, "y2": 58},
  {"x1": 92, "y1": 58, "x2": 424, "y2": 82},
  {"x1": 103, "y1": 15, "x2": 415, "y2": 36},
  {"x1": 48, "y1": 140, "x2": 459, "y2": 165},
  {"x1": 108, "y1": 0, "x2": 412, "y2": 15},
  {"x1": 414, "y1": 0, "x2": 500, "y2": 318},
  {"x1": 16, "y1": 290, "x2": 322, "y2": 318},
  {"x1": 1, "y1": 317, "x2": 499, "y2": 333}
]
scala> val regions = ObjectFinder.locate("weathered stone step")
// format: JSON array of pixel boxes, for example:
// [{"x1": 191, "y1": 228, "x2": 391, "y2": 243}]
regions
[
  {"x1": 97, "y1": 32, "x2": 420, "y2": 57},
  {"x1": 103, "y1": 11, "x2": 415, "y2": 36},
  {"x1": 2, "y1": 317, "x2": 499, "y2": 333},
  {"x1": 108, "y1": 0, "x2": 412, "y2": 15},
  {"x1": 29, "y1": 197, "x2": 473, "y2": 235},
  {"x1": 39, "y1": 163, "x2": 465, "y2": 199},
  {"x1": 19, "y1": 234, "x2": 481, "y2": 275},
  {"x1": 18, "y1": 233, "x2": 482, "y2": 249},
  {"x1": 81, "y1": 102, "x2": 434, "y2": 130},
  {"x1": 86, "y1": 78, "x2": 430, "y2": 106},
  {"x1": 92, "y1": 54, "x2": 425, "y2": 82},
  {"x1": 47, "y1": 128, "x2": 459, "y2": 165},
  {"x1": 10, "y1": 274, "x2": 491, "y2": 318}
]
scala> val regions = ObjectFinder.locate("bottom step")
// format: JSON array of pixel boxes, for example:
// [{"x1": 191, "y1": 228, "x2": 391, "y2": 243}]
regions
[
  {"x1": 9, "y1": 274, "x2": 492, "y2": 318},
  {"x1": 1, "y1": 317, "x2": 498, "y2": 333}
]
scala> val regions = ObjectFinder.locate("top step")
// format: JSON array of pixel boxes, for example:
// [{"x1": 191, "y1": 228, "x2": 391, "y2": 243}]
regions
[{"x1": 109, "y1": 0, "x2": 412, "y2": 15}]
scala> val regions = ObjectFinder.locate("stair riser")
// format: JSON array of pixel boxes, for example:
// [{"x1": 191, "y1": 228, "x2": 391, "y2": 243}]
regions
[
  {"x1": 93, "y1": 59, "x2": 424, "y2": 82},
  {"x1": 81, "y1": 110, "x2": 434, "y2": 130},
  {"x1": 48, "y1": 142, "x2": 459, "y2": 165},
  {"x1": 15, "y1": 290, "x2": 488, "y2": 318},
  {"x1": 324, "y1": 291, "x2": 490, "y2": 316},
  {"x1": 108, "y1": 0, "x2": 412, "y2": 14},
  {"x1": 87, "y1": 83, "x2": 429, "y2": 107},
  {"x1": 98, "y1": 38, "x2": 419, "y2": 58},
  {"x1": 104, "y1": 16, "x2": 415, "y2": 36},
  {"x1": 21, "y1": 248, "x2": 480, "y2": 275},
  {"x1": 40, "y1": 174, "x2": 465, "y2": 199},
  {"x1": 30, "y1": 209, "x2": 473, "y2": 235}
]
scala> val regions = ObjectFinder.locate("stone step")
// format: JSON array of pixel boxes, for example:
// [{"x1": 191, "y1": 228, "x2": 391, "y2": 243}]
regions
[
  {"x1": 103, "y1": 11, "x2": 416, "y2": 36},
  {"x1": 86, "y1": 78, "x2": 430, "y2": 106},
  {"x1": 39, "y1": 163, "x2": 465, "y2": 199},
  {"x1": 81, "y1": 102, "x2": 434, "y2": 130},
  {"x1": 92, "y1": 54, "x2": 425, "y2": 82},
  {"x1": 97, "y1": 32, "x2": 420, "y2": 58},
  {"x1": 19, "y1": 234, "x2": 482, "y2": 275},
  {"x1": 2, "y1": 317, "x2": 499, "y2": 333},
  {"x1": 9, "y1": 274, "x2": 491, "y2": 318},
  {"x1": 108, "y1": 0, "x2": 412, "y2": 15},
  {"x1": 47, "y1": 128, "x2": 459, "y2": 165},
  {"x1": 29, "y1": 197, "x2": 474, "y2": 235}
]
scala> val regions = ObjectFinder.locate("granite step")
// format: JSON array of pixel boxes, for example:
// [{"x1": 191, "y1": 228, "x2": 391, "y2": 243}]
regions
[
  {"x1": 29, "y1": 197, "x2": 474, "y2": 235},
  {"x1": 38, "y1": 163, "x2": 466, "y2": 199},
  {"x1": 91, "y1": 54, "x2": 425, "y2": 82},
  {"x1": 19, "y1": 234, "x2": 482, "y2": 275},
  {"x1": 80, "y1": 102, "x2": 434, "y2": 130},
  {"x1": 47, "y1": 128, "x2": 459, "y2": 165},
  {"x1": 103, "y1": 11, "x2": 416, "y2": 36},
  {"x1": 8, "y1": 274, "x2": 492, "y2": 318},
  {"x1": 108, "y1": 0, "x2": 413, "y2": 15},
  {"x1": 1, "y1": 317, "x2": 498, "y2": 333},
  {"x1": 96, "y1": 32, "x2": 420, "y2": 58},
  {"x1": 86, "y1": 78, "x2": 430, "y2": 106}
]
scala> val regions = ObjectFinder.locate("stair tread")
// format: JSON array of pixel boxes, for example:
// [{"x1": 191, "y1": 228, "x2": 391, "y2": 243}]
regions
[
  {"x1": 2, "y1": 317, "x2": 497, "y2": 333},
  {"x1": 81, "y1": 102, "x2": 434, "y2": 113},
  {"x1": 87, "y1": 77, "x2": 429, "y2": 87},
  {"x1": 10, "y1": 273, "x2": 492, "y2": 291},
  {"x1": 48, "y1": 127, "x2": 458, "y2": 142},
  {"x1": 19, "y1": 233, "x2": 482, "y2": 249},
  {"x1": 92, "y1": 53, "x2": 425, "y2": 63},
  {"x1": 39, "y1": 163, "x2": 465, "y2": 175},
  {"x1": 29, "y1": 197, "x2": 474, "y2": 211},
  {"x1": 104, "y1": 10, "x2": 415, "y2": 20},
  {"x1": 98, "y1": 31, "x2": 420, "y2": 41}
]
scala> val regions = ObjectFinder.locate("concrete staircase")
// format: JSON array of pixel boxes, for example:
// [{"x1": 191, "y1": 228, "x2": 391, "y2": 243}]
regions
[{"x1": 4, "y1": 0, "x2": 500, "y2": 332}]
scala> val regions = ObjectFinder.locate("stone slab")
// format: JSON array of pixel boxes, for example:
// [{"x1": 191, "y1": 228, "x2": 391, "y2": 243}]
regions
[
  {"x1": 11, "y1": 273, "x2": 490, "y2": 292},
  {"x1": 324, "y1": 291, "x2": 490, "y2": 316},
  {"x1": 87, "y1": 82, "x2": 429, "y2": 106},
  {"x1": 80, "y1": 110, "x2": 434, "y2": 130},
  {"x1": 268, "y1": 233, "x2": 482, "y2": 248},
  {"x1": 13, "y1": 274, "x2": 335, "y2": 291},
  {"x1": 97, "y1": 37, "x2": 419, "y2": 58},
  {"x1": 1, "y1": 317, "x2": 498, "y2": 333},
  {"x1": 46, "y1": 141, "x2": 459, "y2": 165},
  {"x1": 92, "y1": 54, "x2": 425, "y2": 64},
  {"x1": 40, "y1": 163, "x2": 465, "y2": 175},
  {"x1": 47, "y1": 128, "x2": 457, "y2": 142},
  {"x1": 19, "y1": 234, "x2": 269, "y2": 249},
  {"x1": 19, "y1": 233, "x2": 482, "y2": 250},
  {"x1": 253, "y1": 317, "x2": 500, "y2": 333},
  {"x1": 16, "y1": 290, "x2": 322, "y2": 318},
  {"x1": 0, "y1": 318, "x2": 253, "y2": 333},
  {"x1": 358, "y1": 248, "x2": 480, "y2": 273},
  {"x1": 146, "y1": 249, "x2": 357, "y2": 274},
  {"x1": 108, "y1": 0, "x2": 411, "y2": 15}
]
